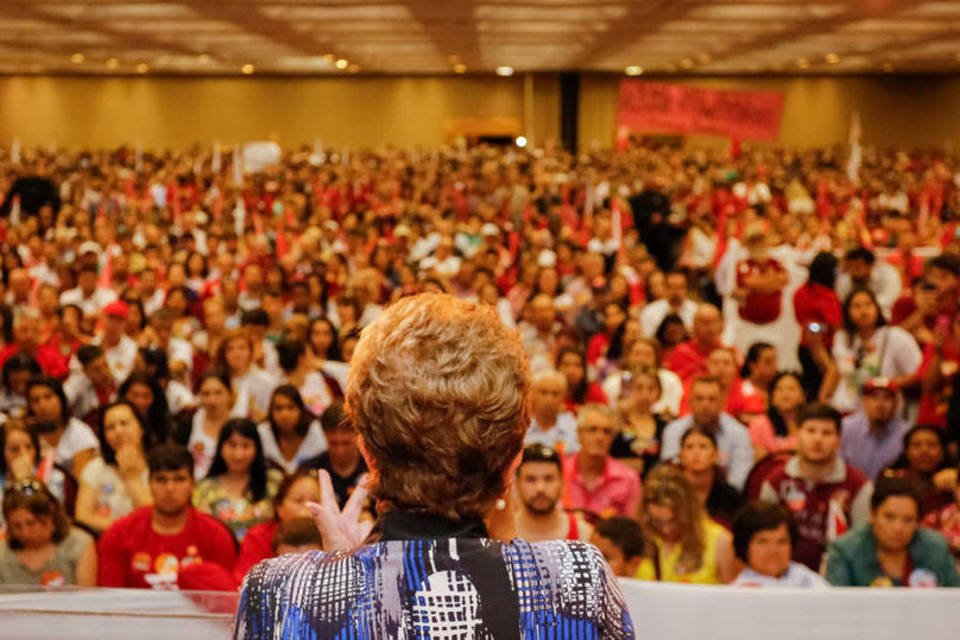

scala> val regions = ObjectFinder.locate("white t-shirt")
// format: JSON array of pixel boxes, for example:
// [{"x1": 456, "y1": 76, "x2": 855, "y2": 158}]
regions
[
  {"x1": 188, "y1": 411, "x2": 219, "y2": 480},
  {"x1": 830, "y1": 326, "x2": 922, "y2": 413},
  {"x1": 80, "y1": 457, "x2": 144, "y2": 523},
  {"x1": 257, "y1": 420, "x2": 328, "y2": 474},
  {"x1": 733, "y1": 563, "x2": 829, "y2": 588},
  {"x1": 601, "y1": 368, "x2": 684, "y2": 419},
  {"x1": 59, "y1": 287, "x2": 117, "y2": 317},
  {"x1": 233, "y1": 367, "x2": 278, "y2": 419},
  {"x1": 53, "y1": 418, "x2": 100, "y2": 473},
  {"x1": 97, "y1": 335, "x2": 139, "y2": 385}
]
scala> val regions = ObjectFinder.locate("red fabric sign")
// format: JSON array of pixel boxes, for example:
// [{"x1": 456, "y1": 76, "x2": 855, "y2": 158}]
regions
[{"x1": 617, "y1": 80, "x2": 785, "y2": 141}]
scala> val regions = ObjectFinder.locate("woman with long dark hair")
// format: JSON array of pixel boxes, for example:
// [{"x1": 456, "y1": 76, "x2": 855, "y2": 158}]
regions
[
  {"x1": 258, "y1": 384, "x2": 328, "y2": 474},
  {"x1": 193, "y1": 418, "x2": 282, "y2": 542},
  {"x1": 794, "y1": 252, "x2": 843, "y2": 400},
  {"x1": 747, "y1": 371, "x2": 806, "y2": 459},
  {"x1": 118, "y1": 371, "x2": 172, "y2": 444},
  {"x1": 555, "y1": 347, "x2": 607, "y2": 412},
  {"x1": 25, "y1": 376, "x2": 98, "y2": 476},
  {"x1": 825, "y1": 288, "x2": 922, "y2": 413}
]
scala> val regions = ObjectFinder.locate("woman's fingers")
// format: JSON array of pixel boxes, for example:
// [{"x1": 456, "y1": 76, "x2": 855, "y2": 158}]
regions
[
  {"x1": 317, "y1": 469, "x2": 339, "y2": 507},
  {"x1": 341, "y1": 474, "x2": 369, "y2": 523}
]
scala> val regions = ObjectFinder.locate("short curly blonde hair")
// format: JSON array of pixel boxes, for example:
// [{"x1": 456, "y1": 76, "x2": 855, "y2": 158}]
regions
[{"x1": 347, "y1": 293, "x2": 530, "y2": 520}]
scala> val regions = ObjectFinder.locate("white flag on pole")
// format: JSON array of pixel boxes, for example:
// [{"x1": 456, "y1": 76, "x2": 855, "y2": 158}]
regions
[{"x1": 847, "y1": 111, "x2": 862, "y2": 185}]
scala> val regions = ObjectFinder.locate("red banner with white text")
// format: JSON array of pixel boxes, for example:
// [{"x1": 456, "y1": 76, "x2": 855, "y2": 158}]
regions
[{"x1": 617, "y1": 80, "x2": 785, "y2": 141}]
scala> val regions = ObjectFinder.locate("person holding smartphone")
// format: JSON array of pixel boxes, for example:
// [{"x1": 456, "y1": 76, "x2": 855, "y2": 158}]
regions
[{"x1": 918, "y1": 311, "x2": 960, "y2": 431}]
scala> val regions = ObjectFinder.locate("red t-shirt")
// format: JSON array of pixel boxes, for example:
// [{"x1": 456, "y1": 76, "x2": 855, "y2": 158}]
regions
[
  {"x1": 97, "y1": 506, "x2": 237, "y2": 589},
  {"x1": 917, "y1": 342, "x2": 959, "y2": 428},
  {"x1": 793, "y1": 282, "x2": 842, "y2": 348},
  {"x1": 736, "y1": 257, "x2": 785, "y2": 324},
  {"x1": 233, "y1": 520, "x2": 278, "y2": 582},
  {"x1": 0, "y1": 343, "x2": 69, "y2": 380},
  {"x1": 666, "y1": 339, "x2": 714, "y2": 386}
]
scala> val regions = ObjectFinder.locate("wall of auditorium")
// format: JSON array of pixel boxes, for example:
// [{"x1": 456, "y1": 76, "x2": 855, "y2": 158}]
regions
[
  {"x1": 0, "y1": 74, "x2": 560, "y2": 149},
  {"x1": 3, "y1": 72, "x2": 960, "y2": 150},
  {"x1": 579, "y1": 73, "x2": 960, "y2": 149}
]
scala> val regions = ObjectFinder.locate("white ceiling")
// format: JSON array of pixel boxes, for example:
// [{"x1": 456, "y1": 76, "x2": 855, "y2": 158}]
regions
[{"x1": 2, "y1": 0, "x2": 960, "y2": 75}]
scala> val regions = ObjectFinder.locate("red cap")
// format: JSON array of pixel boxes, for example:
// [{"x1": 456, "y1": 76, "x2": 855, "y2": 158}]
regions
[
  {"x1": 102, "y1": 300, "x2": 129, "y2": 319},
  {"x1": 863, "y1": 377, "x2": 898, "y2": 395}
]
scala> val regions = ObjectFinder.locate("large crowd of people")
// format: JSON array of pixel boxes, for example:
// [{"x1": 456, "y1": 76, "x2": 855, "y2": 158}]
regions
[{"x1": 1, "y1": 138, "x2": 959, "y2": 591}]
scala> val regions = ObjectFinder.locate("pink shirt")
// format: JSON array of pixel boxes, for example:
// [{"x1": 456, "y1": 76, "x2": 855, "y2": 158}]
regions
[
  {"x1": 563, "y1": 455, "x2": 642, "y2": 518},
  {"x1": 747, "y1": 414, "x2": 797, "y2": 456}
]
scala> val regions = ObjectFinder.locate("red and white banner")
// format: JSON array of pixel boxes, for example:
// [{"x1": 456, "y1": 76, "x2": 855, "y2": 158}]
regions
[{"x1": 617, "y1": 80, "x2": 785, "y2": 141}]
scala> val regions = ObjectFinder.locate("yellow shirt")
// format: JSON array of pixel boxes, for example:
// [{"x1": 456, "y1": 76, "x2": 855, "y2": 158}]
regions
[{"x1": 635, "y1": 517, "x2": 726, "y2": 584}]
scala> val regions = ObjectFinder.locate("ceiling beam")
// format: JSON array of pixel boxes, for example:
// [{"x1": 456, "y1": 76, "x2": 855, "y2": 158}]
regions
[{"x1": 576, "y1": 0, "x2": 697, "y2": 67}]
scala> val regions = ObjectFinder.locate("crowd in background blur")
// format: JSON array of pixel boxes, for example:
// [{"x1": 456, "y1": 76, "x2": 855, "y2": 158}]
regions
[{"x1": 1, "y1": 137, "x2": 959, "y2": 590}]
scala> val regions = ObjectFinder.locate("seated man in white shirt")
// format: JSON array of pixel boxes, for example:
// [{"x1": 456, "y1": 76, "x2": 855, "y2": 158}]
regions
[
  {"x1": 640, "y1": 270, "x2": 698, "y2": 337},
  {"x1": 59, "y1": 264, "x2": 117, "y2": 318},
  {"x1": 835, "y1": 247, "x2": 902, "y2": 317}
]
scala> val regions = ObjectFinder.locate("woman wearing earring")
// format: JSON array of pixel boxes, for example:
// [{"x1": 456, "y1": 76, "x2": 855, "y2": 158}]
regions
[{"x1": 235, "y1": 294, "x2": 634, "y2": 638}]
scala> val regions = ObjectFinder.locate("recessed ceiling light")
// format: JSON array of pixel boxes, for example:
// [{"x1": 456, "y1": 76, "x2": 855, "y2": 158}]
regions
[
  {"x1": 198, "y1": 53, "x2": 211, "y2": 64},
  {"x1": 680, "y1": 58, "x2": 695, "y2": 69},
  {"x1": 453, "y1": 63, "x2": 467, "y2": 74},
  {"x1": 797, "y1": 58, "x2": 810, "y2": 69},
  {"x1": 136, "y1": 63, "x2": 149, "y2": 74},
  {"x1": 241, "y1": 63, "x2": 255, "y2": 74},
  {"x1": 70, "y1": 53, "x2": 84, "y2": 64},
  {"x1": 106, "y1": 58, "x2": 120, "y2": 69},
  {"x1": 624, "y1": 65, "x2": 643, "y2": 76},
  {"x1": 495, "y1": 66, "x2": 514, "y2": 76},
  {"x1": 825, "y1": 53, "x2": 840, "y2": 64},
  {"x1": 335, "y1": 58, "x2": 348, "y2": 70}
]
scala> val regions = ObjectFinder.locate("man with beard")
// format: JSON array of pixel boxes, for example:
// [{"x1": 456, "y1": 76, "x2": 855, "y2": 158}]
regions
[{"x1": 514, "y1": 444, "x2": 593, "y2": 543}]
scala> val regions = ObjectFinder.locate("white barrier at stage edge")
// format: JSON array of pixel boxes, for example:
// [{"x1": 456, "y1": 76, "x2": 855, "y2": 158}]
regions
[
  {"x1": 619, "y1": 578, "x2": 960, "y2": 640},
  {"x1": 2, "y1": 581, "x2": 960, "y2": 639}
]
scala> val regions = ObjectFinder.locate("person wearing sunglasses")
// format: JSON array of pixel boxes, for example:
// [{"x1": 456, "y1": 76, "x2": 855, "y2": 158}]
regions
[{"x1": 0, "y1": 478, "x2": 96, "y2": 587}]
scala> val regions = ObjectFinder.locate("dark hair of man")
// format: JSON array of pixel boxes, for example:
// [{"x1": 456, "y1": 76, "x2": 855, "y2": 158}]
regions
[
  {"x1": 845, "y1": 246, "x2": 875, "y2": 265},
  {"x1": 277, "y1": 340, "x2": 306, "y2": 374},
  {"x1": 519, "y1": 444, "x2": 562, "y2": 474},
  {"x1": 797, "y1": 402, "x2": 843, "y2": 435},
  {"x1": 927, "y1": 252, "x2": 960, "y2": 278},
  {"x1": 731, "y1": 502, "x2": 798, "y2": 563},
  {"x1": 147, "y1": 442, "x2": 194, "y2": 476},
  {"x1": 319, "y1": 401, "x2": 350, "y2": 434},
  {"x1": 76, "y1": 344, "x2": 104, "y2": 367},
  {"x1": 594, "y1": 516, "x2": 645, "y2": 560},
  {"x1": 2, "y1": 352, "x2": 41, "y2": 389},
  {"x1": 241, "y1": 308, "x2": 270, "y2": 327}
]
